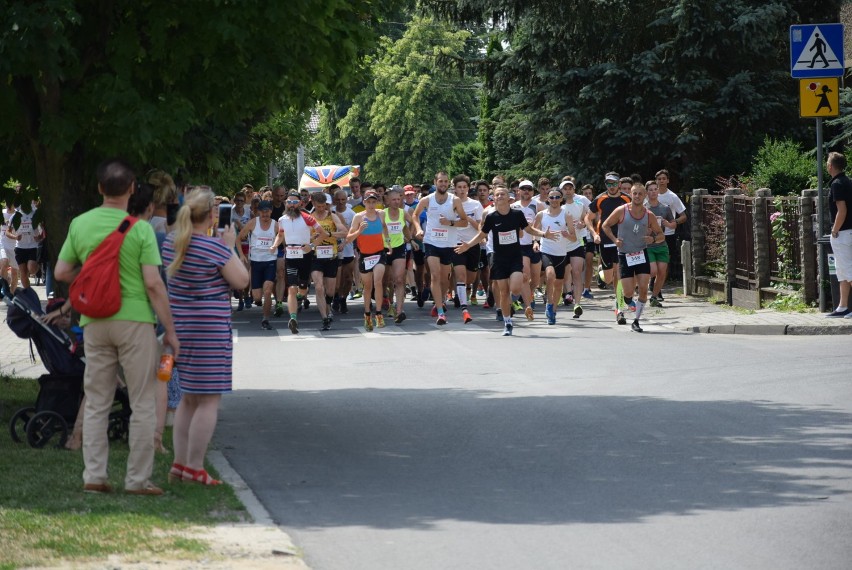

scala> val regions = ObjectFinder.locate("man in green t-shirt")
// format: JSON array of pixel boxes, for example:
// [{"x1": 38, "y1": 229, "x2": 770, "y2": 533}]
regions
[{"x1": 55, "y1": 158, "x2": 179, "y2": 496}]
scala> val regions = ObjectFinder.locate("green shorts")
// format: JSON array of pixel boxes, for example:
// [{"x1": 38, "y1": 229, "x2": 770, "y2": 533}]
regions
[{"x1": 646, "y1": 244, "x2": 670, "y2": 263}]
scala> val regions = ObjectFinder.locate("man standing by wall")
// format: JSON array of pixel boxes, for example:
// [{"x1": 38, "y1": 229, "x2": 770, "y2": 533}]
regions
[
  {"x1": 55, "y1": 158, "x2": 180, "y2": 495},
  {"x1": 826, "y1": 152, "x2": 852, "y2": 318}
]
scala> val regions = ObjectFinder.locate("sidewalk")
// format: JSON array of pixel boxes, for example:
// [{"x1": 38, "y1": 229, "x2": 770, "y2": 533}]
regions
[{"x1": 2, "y1": 284, "x2": 850, "y2": 379}]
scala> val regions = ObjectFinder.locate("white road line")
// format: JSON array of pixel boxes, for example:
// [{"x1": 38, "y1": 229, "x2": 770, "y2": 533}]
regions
[
  {"x1": 278, "y1": 329, "x2": 324, "y2": 341},
  {"x1": 233, "y1": 329, "x2": 239, "y2": 344}
]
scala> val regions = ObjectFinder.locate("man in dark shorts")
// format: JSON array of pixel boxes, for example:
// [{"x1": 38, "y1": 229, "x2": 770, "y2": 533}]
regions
[
  {"x1": 455, "y1": 187, "x2": 557, "y2": 336},
  {"x1": 601, "y1": 183, "x2": 665, "y2": 332},
  {"x1": 587, "y1": 172, "x2": 630, "y2": 302}
]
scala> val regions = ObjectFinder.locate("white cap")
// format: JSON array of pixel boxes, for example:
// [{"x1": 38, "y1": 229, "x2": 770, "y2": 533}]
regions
[
  {"x1": 559, "y1": 180, "x2": 575, "y2": 189},
  {"x1": 518, "y1": 180, "x2": 534, "y2": 189},
  {"x1": 605, "y1": 173, "x2": 619, "y2": 182}
]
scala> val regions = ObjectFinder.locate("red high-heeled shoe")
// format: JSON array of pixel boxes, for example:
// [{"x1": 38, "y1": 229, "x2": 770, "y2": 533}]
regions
[
  {"x1": 182, "y1": 467, "x2": 222, "y2": 486},
  {"x1": 168, "y1": 463, "x2": 186, "y2": 484}
]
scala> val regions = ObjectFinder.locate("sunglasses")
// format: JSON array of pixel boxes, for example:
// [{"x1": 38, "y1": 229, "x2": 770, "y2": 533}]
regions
[
  {"x1": 549, "y1": 195, "x2": 562, "y2": 200},
  {"x1": 286, "y1": 199, "x2": 301, "y2": 204},
  {"x1": 605, "y1": 182, "x2": 618, "y2": 187}
]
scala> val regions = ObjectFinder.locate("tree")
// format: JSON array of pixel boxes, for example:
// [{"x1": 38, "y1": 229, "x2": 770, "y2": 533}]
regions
[
  {"x1": 0, "y1": 0, "x2": 394, "y2": 263},
  {"x1": 424, "y1": 0, "x2": 841, "y2": 189},
  {"x1": 326, "y1": 14, "x2": 481, "y2": 183}
]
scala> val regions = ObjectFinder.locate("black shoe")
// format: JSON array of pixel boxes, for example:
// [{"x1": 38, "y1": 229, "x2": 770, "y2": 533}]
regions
[
  {"x1": 303, "y1": 297, "x2": 310, "y2": 310},
  {"x1": 657, "y1": 292, "x2": 664, "y2": 302},
  {"x1": 339, "y1": 299, "x2": 348, "y2": 314},
  {"x1": 394, "y1": 311, "x2": 407, "y2": 324},
  {"x1": 417, "y1": 289, "x2": 425, "y2": 308},
  {"x1": 826, "y1": 308, "x2": 852, "y2": 318},
  {"x1": 453, "y1": 294, "x2": 461, "y2": 308},
  {"x1": 410, "y1": 288, "x2": 419, "y2": 301},
  {"x1": 486, "y1": 291, "x2": 495, "y2": 307},
  {"x1": 631, "y1": 320, "x2": 643, "y2": 333},
  {"x1": 288, "y1": 318, "x2": 299, "y2": 334},
  {"x1": 331, "y1": 296, "x2": 340, "y2": 313},
  {"x1": 261, "y1": 319, "x2": 273, "y2": 330},
  {"x1": 321, "y1": 318, "x2": 331, "y2": 331},
  {"x1": 617, "y1": 312, "x2": 627, "y2": 325}
]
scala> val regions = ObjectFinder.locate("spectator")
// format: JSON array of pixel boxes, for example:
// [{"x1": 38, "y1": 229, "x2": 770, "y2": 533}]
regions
[{"x1": 826, "y1": 152, "x2": 852, "y2": 318}]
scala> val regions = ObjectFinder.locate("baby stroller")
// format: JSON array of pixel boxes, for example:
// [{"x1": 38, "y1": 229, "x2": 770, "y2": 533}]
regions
[{"x1": 1, "y1": 277, "x2": 131, "y2": 448}]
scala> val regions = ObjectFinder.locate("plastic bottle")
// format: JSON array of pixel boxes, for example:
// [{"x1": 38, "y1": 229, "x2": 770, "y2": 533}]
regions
[{"x1": 157, "y1": 347, "x2": 174, "y2": 382}]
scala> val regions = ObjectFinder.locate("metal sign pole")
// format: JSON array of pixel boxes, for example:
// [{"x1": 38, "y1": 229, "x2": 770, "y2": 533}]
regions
[{"x1": 816, "y1": 117, "x2": 826, "y2": 312}]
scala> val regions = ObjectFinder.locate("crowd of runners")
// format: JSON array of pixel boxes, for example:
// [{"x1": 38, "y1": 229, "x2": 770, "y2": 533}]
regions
[{"x1": 226, "y1": 169, "x2": 687, "y2": 336}]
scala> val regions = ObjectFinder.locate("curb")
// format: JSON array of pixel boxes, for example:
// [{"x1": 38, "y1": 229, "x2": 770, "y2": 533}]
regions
[{"x1": 686, "y1": 325, "x2": 852, "y2": 335}]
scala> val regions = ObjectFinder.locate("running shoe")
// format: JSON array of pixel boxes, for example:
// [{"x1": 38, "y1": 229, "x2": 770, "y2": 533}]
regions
[
  {"x1": 254, "y1": 298, "x2": 262, "y2": 307},
  {"x1": 394, "y1": 311, "x2": 407, "y2": 325},
  {"x1": 657, "y1": 292, "x2": 664, "y2": 302},
  {"x1": 545, "y1": 304, "x2": 556, "y2": 325},
  {"x1": 382, "y1": 297, "x2": 390, "y2": 311},
  {"x1": 486, "y1": 291, "x2": 495, "y2": 307},
  {"x1": 573, "y1": 305, "x2": 583, "y2": 319},
  {"x1": 631, "y1": 320, "x2": 643, "y2": 333},
  {"x1": 512, "y1": 300, "x2": 523, "y2": 313},
  {"x1": 352, "y1": 290, "x2": 363, "y2": 299},
  {"x1": 525, "y1": 306, "x2": 534, "y2": 321},
  {"x1": 261, "y1": 319, "x2": 273, "y2": 330},
  {"x1": 331, "y1": 296, "x2": 340, "y2": 313},
  {"x1": 321, "y1": 318, "x2": 331, "y2": 331},
  {"x1": 339, "y1": 299, "x2": 348, "y2": 314},
  {"x1": 530, "y1": 300, "x2": 536, "y2": 310},
  {"x1": 410, "y1": 288, "x2": 419, "y2": 301},
  {"x1": 617, "y1": 311, "x2": 627, "y2": 325},
  {"x1": 375, "y1": 314, "x2": 386, "y2": 328},
  {"x1": 582, "y1": 289, "x2": 594, "y2": 300},
  {"x1": 273, "y1": 303, "x2": 284, "y2": 318},
  {"x1": 387, "y1": 305, "x2": 396, "y2": 319},
  {"x1": 650, "y1": 296, "x2": 663, "y2": 308},
  {"x1": 288, "y1": 318, "x2": 299, "y2": 334},
  {"x1": 502, "y1": 322, "x2": 513, "y2": 336},
  {"x1": 628, "y1": 300, "x2": 636, "y2": 312},
  {"x1": 469, "y1": 294, "x2": 478, "y2": 306},
  {"x1": 364, "y1": 314, "x2": 373, "y2": 331},
  {"x1": 477, "y1": 288, "x2": 486, "y2": 297},
  {"x1": 436, "y1": 314, "x2": 447, "y2": 326},
  {"x1": 244, "y1": 295, "x2": 252, "y2": 309},
  {"x1": 462, "y1": 309, "x2": 472, "y2": 324},
  {"x1": 496, "y1": 308, "x2": 503, "y2": 321},
  {"x1": 483, "y1": 301, "x2": 491, "y2": 309},
  {"x1": 453, "y1": 294, "x2": 461, "y2": 308},
  {"x1": 237, "y1": 298, "x2": 244, "y2": 311},
  {"x1": 431, "y1": 304, "x2": 439, "y2": 318},
  {"x1": 564, "y1": 294, "x2": 574, "y2": 306},
  {"x1": 303, "y1": 297, "x2": 310, "y2": 310}
]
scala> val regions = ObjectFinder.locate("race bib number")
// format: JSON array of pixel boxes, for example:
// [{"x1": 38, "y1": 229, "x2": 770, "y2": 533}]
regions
[
  {"x1": 430, "y1": 227, "x2": 449, "y2": 243},
  {"x1": 603, "y1": 243, "x2": 617, "y2": 248},
  {"x1": 19, "y1": 221, "x2": 32, "y2": 234},
  {"x1": 256, "y1": 237, "x2": 273, "y2": 249},
  {"x1": 286, "y1": 245, "x2": 305, "y2": 259},
  {"x1": 316, "y1": 245, "x2": 334, "y2": 259},
  {"x1": 656, "y1": 216, "x2": 663, "y2": 228},
  {"x1": 498, "y1": 230, "x2": 518, "y2": 245},
  {"x1": 625, "y1": 251, "x2": 646, "y2": 266},
  {"x1": 387, "y1": 222, "x2": 402, "y2": 234},
  {"x1": 363, "y1": 254, "x2": 381, "y2": 270}
]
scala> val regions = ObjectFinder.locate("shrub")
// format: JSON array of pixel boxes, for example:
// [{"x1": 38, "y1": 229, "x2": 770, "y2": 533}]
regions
[{"x1": 749, "y1": 137, "x2": 815, "y2": 196}]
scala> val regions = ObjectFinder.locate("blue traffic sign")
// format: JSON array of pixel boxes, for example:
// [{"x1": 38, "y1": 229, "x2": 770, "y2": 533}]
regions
[{"x1": 790, "y1": 24, "x2": 844, "y2": 78}]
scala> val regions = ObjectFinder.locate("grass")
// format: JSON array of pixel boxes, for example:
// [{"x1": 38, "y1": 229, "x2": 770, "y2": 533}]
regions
[{"x1": 0, "y1": 375, "x2": 248, "y2": 569}]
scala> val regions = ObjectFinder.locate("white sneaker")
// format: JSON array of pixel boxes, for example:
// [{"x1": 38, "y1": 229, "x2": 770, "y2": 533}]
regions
[{"x1": 844, "y1": 312, "x2": 852, "y2": 319}]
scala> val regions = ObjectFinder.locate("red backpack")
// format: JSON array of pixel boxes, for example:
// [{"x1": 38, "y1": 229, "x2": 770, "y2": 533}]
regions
[{"x1": 70, "y1": 216, "x2": 139, "y2": 319}]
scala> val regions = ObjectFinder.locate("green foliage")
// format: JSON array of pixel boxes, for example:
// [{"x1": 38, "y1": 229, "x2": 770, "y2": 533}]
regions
[
  {"x1": 827, "y1": 86, "x2": 852, "y2": 148},
  {"x1": 750, "y1": 138, "x2": 814, "y2": 196},
  {"x1": 424, "y1": 0, "x2": 839, "y2": 190},
  {"x1": 764, "y1": 288, "x2": 815, "y2": 312},
  {"x1": 447, "y1": 140, "x2": 484, "y2": 179}
]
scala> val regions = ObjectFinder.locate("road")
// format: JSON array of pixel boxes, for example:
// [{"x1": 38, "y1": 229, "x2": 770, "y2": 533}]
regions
[{"x1": 217, "y1": 299, "x2": 852, "y2": 570}]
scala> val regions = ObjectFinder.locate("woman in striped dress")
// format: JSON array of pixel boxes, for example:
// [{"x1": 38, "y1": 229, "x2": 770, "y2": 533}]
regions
[{"x1": 161, "y1": 188, "x2": 249, "y2": 485}]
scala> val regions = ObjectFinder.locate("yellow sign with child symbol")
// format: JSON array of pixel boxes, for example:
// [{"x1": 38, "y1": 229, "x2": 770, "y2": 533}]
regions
[{"x1": 799, "y1": 78, "x2": 839, "y2": 117}]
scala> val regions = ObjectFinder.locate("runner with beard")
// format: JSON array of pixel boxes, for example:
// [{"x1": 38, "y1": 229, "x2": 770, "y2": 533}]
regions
[
  {"x1": 411, "y1": 171, "x2": 470, "y2": 326},
  {"x1": 310, "y1": 192, "x2": 348, "y2": 330},
  {"x1": 455, "y1": 187, "x2": 558, "y2": 336},
  {"x1": 270, "y1": 191, "x2": 329, "y2": 334}
]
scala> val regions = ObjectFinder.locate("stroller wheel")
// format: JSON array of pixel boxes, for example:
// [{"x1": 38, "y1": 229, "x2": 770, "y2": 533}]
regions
[
  {"x1": 9, "y1": 406, "x2": 36, "y2": 443},
  {"x1": 26, "y1": 411, "x2": 69, "y2": 449}
]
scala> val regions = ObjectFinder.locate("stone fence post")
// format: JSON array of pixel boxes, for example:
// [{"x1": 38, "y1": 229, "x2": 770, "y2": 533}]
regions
[
  {"x1": 800, "y1": 189, "x2": 818, "y2": 303},
  {"x1": 724, "y1": 188, "x2": 741, "y2": 303},
  {"x1": 753, "y1": 188, "x2": 772, "y2": 289},
  {"x1": 691, "y1": 189, "x2": 708, "y2": 279}
]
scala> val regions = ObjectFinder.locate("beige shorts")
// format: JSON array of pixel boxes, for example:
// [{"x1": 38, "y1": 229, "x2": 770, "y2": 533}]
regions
[{"x1": 830, "y1": 230, "x2": 852, "y2": 282}]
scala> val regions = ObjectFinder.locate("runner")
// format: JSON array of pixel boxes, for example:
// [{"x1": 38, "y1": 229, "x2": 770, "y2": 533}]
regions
[
  {"x1": 231, "y1": 189, "x2": 253, "y2": 310},
  {"x1": 511, "y1": 180, "x2": 541, "y2": 320},
  {"x1": 587, "y1": 173, "x2": 631, "y2": 323},
  {"x1": 332, "y1": 188, "x2": 356, "y2": 314},
  {"x1": 559, "y1": 179, "x2": 592, "y2": 316},
  {"x1": 345, "y1": 190, "x2": 390, "y2": 331},
  {"x1": 601, "y1": 183, "x2": 665, "y2": 332},
  {"x1": 1, "y1": 196, "x2": 19, "y2": 290},
  {"x1": 310, "y1": 192, "x2": 347, "y2": 330},
  {"x1": 652, "y1": 169, "x2": 687, "y2": 301},
  {"x1": 450, "y1": 174, "x2": 483, "y2": 324},
  {"x1": 7, "y1": 196, "x2": 44, "y2": 289},
  {"x1": 382, "y1": 186, "x2": 415, "y2": 324},
  {"x1": 473, "y1": 179, "x2": 493, "y2": 308},
  {"x1": 269, "y1": 185, "x2": 288, "y2": 316},
  {"x1": 455, "y1": 187, "x2": 558, "y2": 336},
  {"x1": 237, "y1": 201, "x2": 278, "y2": 329},
  {"x1": 411, "y1": 171, "x2": 470, "y2": 326},
  {"x1": 269, "y1": 191, "x2": 329, "y2": 334},
  {"x1": 644, "y1": 179, "x2": 676, "y2": 307},
  {"x1": 533, "y1": 189, "x2": 578, "y2": 324}
]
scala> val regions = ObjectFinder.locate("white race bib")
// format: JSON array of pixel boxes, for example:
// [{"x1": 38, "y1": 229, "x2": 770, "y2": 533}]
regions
[
  {"x1": 430, "y1": 227, "x2": 449, "y2": 243},
  {"x1": 286, "y1": 245, "x2": 305, "y2": 259},
  {"x1": 363, "y1": 254, "x2": 381, "y2": 270},
  {"x1": 387, "y1": 222, "x2": 402, "y2": 234},
  {"x1": 625, "y1": 251, "x2": 646, "y2": 266},
  {"x1": 316, "y1": 245, "x2": 334, "y2": 259},
  {"x1": 498, "y1": 230, "x2": 518, "y2": 245},
  {"x1": 19, "y1": 221, "x2": 32, "y2": 234},
  {"x1": 656, "y1": 216, "x2": 663, "y2": 228},
  {"x1": 256, "y1": 237, "x2": 273, "y2": 248}
]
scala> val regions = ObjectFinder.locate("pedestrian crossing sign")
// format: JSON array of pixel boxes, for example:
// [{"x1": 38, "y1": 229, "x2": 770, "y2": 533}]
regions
[
  {"x1": 799, "y1": 78, "x2": 839, "y2": 118},
  {"x1": 790, "y1": 24, "x2": 844, "y2": 78}
]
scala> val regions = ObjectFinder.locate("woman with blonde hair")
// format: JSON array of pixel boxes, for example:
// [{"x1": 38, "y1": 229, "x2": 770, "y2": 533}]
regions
[{"x1": 161, "y1": 188, "x2": 249, "y2": 485}]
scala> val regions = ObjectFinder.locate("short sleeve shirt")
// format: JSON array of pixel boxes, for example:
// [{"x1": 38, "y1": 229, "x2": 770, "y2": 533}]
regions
[
  {"x1": 58, "y1": 207, "x2": 161, "y2": 326},
  {"x1": 161, "y1": 234, "x2": 232, "y2": 300},
  {"x1": 481, "y1": 208, "x2": 528, "y2": 259},
  {"x1": 829, "y1": 172, "x2": 852, "y2": 231}
]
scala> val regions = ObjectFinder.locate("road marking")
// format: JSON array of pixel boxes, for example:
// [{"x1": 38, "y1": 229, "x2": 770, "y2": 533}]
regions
[
  {"x1": 278, "y1": 329, "x2": 324, "y2": 341},
  {"x1": 233, "y1": 329, "x2": 239, "y2": 344}
]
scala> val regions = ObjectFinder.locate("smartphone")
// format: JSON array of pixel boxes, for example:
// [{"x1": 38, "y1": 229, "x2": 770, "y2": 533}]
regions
[
  {"x1": 166, "y1": 204, "x2": 179, "y2": 226},
  {"x1": 217, "y1": 204, "x2": 232, "y2": 229}
]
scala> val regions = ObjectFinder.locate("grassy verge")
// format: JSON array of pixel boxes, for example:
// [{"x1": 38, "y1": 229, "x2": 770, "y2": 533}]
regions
[{"x1": 0, "y1": 375, "x2": 248, "y2": 569}]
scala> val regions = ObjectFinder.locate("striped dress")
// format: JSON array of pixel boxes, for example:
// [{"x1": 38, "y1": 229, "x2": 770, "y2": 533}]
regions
[{"x1": 161, "y1": 234, "x2": 233, "y2": 394}]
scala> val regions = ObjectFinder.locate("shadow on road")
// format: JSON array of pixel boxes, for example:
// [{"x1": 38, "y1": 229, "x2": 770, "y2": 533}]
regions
[{"x1": 218, "y1": 388, "x2": 852, "y2": 528}]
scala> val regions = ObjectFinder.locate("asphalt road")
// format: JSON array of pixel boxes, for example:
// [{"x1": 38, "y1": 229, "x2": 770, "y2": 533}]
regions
[{"x1": 217, "y1": 299, "x2": 852, "y2": 570}]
